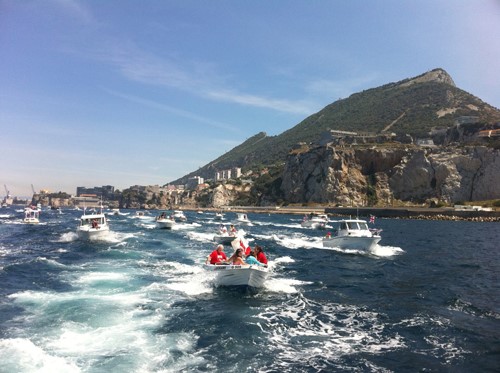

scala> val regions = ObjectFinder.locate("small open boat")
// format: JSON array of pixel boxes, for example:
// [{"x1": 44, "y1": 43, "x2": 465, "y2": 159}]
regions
[
  {"x1": 156, "y1": 212, "x2": 175, "y2": 229},
  {"x1": 204, "y1": 264, "x2": 269, "y2": 288},
  {"x1": 301, "y1": 213, "x2": 329, "y2": 229},
  {"x1": 213, "y1": 234, "x2": 239, "y2": 245}
]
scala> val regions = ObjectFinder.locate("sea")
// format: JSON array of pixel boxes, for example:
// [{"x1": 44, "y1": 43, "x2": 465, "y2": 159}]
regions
[{"x1": 0, "y1": 207, "x2": 498, "y2": 372}]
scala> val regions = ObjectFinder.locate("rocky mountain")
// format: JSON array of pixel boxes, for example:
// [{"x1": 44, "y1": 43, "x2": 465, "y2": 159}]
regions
[
  {"x1": 281, "y1": 145, "x2": 500, "y2": 206},
  {"x1": 172, "y1": 68, "x2": 500, "y2": 185}
]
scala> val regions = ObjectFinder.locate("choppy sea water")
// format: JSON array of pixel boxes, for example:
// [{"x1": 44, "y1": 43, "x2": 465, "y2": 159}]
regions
[{"x1": 0, "y1": 207, "x2": 498, "y2": 372}]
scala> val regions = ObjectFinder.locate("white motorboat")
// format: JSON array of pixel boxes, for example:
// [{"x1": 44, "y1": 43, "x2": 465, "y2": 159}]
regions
[
  {"x1": 77, "y1": 208, "x2": 110, "y2": 240},
  {"x1": 23, "y1": 208, "x2": 40, "y2": 224},
  {"x1": 135, "y1": 211, "x2": 150, "y2": 219},
  {"x1": 204, "y1": 264, "x2": 269, "y2": 288},
  {"x1": 108, "y1": 208, "x2": 120, "y2": 216},
  {"x1": 322, "y1": 218, "x2": 381, "y2": 251},
  {"x1": 301, "y1": 213, "x2": 329, "y2": 229},
  {"x1": 156, "y1": 213, "x2": 175, "y2": 229},
  {"x1": 213, "y1": 234, "x2": 239, "y2": 245},
  {"x1": 173, "y1": 210, "x2": 187, "y2": 222},
  {"x1": 214, "y1": 212, "x2": 224, "y2": 220},
  {"x1": 236, "y1": 213, "x2": 252, "y2": 225}
]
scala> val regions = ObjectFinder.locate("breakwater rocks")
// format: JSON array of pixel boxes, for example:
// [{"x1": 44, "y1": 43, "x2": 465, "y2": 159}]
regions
[
  {"x1": 217, "y1": 205, "x2": 499, "y2": 222},
  {"x1": 399, "y1": 214, "x2": 499, "y2": 222},
  {"x1": 325, "y1": 207, "x2": 500, "y2": 222}
]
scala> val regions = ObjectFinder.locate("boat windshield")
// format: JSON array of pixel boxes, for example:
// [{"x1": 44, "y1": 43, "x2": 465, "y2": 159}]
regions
[
  {"x1": 347, "y1": 222, "x2": 360, "y2": 230},
  {"x1": 359, "y1": 222, "x2": 369, "y2": 230}
]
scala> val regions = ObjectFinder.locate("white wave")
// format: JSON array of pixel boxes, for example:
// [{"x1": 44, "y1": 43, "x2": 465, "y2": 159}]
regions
[
  {"x1": 271, "y1": 233, "x2": 323, "y2": 249},
  {"x1": 264, "y1": 278, "x2": 312, "y2": 293},
  {"x1": 271, "y1": 255, "x2": 295, "y2": 264},
  {"x1": 86, "y1": 231, "x2": 136, "y2": 243},
  {"x1": 56, "y1": 232, "x2": 79, "y2": 242},
  {"x1": 370, "y1": 244, "x2": 405, "y2": 257},
  {"x1": 0, "y1": 338, "x2": 79, "y2": 373},
  {"x1": 186, "y1": 231, "x2": 216, "y2": 243},
  {"x1": 35, "y1": 257, "x2": 67, "y2": 268},
  {"x1": 147, "y1": 260, "x2": 213, "y2": 296},
  {"x1": 251, "y1": 220, "x2": 303, "y2": 229},
  {"x1": 173, "y1": 222, "x2": 201, "y2": 231},
  {"x1": 0, "y1": 214, "x2": 12, "y2": 218},
  {"x1": 75, "y1": 271, "x2": 130, "y2": 285},
  {"x1": 140, "y1": 222, "x2": 157, "y2": 229}
]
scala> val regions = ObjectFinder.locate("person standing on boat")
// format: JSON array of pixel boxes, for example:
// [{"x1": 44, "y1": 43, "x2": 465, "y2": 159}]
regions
[
  {"x1": 229, "y1": 224, "x2": 237, "y2": 236},
  {"x1": 254, "y1": 245, "x2": 268, "y2": 265},
  {"x1": 207, "y1": 244, "x2": 227, "y2": 265}
]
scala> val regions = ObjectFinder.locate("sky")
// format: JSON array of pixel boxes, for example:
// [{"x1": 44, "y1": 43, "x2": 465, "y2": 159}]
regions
[{"x1": 1, "y1": 0, "x2": 499, "y2": 197}]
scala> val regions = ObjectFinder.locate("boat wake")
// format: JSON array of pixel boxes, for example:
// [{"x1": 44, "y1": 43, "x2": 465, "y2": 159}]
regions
[
  {"x1": 56, "y1": 232, "x2": 79, "y2": 242},
  {"x1": 256, "y1": 293, "x2": 405, "y2": 370}
]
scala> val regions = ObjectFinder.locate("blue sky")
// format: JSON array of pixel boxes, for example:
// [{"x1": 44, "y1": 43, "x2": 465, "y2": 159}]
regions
[{"x1": 1, "y1": 0, "x2": 499, "y2": 197}]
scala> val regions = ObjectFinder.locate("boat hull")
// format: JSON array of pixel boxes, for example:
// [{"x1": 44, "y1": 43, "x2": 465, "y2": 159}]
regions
[
  {"x1": 77, "y1": 226, "x2": 110, "y2": 240},
  {"x1": 323, "y1": 236, "x2": 381, "y2": 251},
  {"x1": 156, "y1": 219, "x2": 175, "y2": 229},
  {"x1": 213, "y1": 235, "x2": 238, "y2": 245},
  {"x1": 77, "y1": 212, "x2": 109, "y2": 240},
  {"x1": 204, "y1": 264, "x2": 269, "y2": 288},
  {"x1": 23, "y1": 218, "x2": 39, "y2": 224},
  {"x1": 301, "y1": 221, "x2": 326, "y2": 229}
]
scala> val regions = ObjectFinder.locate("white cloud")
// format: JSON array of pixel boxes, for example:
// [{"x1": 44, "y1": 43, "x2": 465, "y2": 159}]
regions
[{"x1": 102, "y1": 88, "x2": 237, "y2": 132}]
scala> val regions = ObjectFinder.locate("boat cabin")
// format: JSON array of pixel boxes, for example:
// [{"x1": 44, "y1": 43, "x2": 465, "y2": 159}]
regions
[
  {"x1": 80, "y1": 215, "x2": 106, "y2": 228},
  {"x1": 336, "y1": 219, "x2": 373, "y2": 237}
]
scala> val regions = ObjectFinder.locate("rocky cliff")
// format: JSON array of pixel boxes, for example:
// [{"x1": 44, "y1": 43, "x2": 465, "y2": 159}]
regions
[{"x1": 281, "y1": 145, "x2": 500, "y2": 206}]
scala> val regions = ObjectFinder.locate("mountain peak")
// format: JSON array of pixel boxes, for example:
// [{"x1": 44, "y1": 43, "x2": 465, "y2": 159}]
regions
[{"x1": 399, "y1": 68, "x2": 455, "y2": 88}]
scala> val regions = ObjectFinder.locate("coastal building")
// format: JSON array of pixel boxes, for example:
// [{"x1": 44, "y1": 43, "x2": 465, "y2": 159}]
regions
[
  {"x1": 186, "y1": 176, "x2": 204, "y2": 190},
  {"x1": 76, "y1": 185, "x2": 115, "y2": 199},
  {"x1": 215, "y1": 167, "x2": 242, "y2": 181}
]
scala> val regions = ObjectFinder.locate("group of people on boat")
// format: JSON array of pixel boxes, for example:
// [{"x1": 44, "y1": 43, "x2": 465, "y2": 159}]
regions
[
  {"x1": 218, "y1": 224, "x2": 238, "y2": 236},
  {"x1": 206, "y1": 244, "x2": 268, "y2": 267},
  {"x1": 157, "y1": 212, "x2": 174, "y2": 220}
]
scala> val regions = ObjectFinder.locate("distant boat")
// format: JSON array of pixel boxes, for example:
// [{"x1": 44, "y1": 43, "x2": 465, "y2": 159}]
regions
[
  {"x1": 135, "y1": 211, "x2": 150, "y2": 219},
  {"x1": 323, "y1": 218, "x2": 381, "y2": 251},
  {"x1": 108, "y1": 208, "x2": 120, "y2": 216},
  {"x1": 77, "y1": 205, "x2": 110, "y2": 240},
  {"x1": 156, "y1": 212, "x2": 175, "y2": 229},
  {"x1": 172, "y1": 210, "x2": 187, "y2": 222},
  {"x1": 214, "y1": 211, "x2": 224, "y2": 220},
  {"x1": 23, "y1": 208, "x2": 40, "y2": 224},
  {"x1": 301, "y1": 213, "x2": 329, "y2": 229},
  {"x1": 235, "y1": 213, "x2": 252, "y2": 225}
]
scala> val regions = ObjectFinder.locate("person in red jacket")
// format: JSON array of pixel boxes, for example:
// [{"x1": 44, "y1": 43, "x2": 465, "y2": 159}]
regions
[
  {"x1": 254, "y1": 245, "x2": 268, "y2": 266},
  {"x1": 206, "y1": 244, "x2": 227, "y2": 265}
]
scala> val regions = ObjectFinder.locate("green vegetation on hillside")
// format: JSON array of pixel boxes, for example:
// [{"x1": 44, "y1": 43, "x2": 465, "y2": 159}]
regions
[{"x1": 172, "y1": 69, "x2": 500, "y2": 185}]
